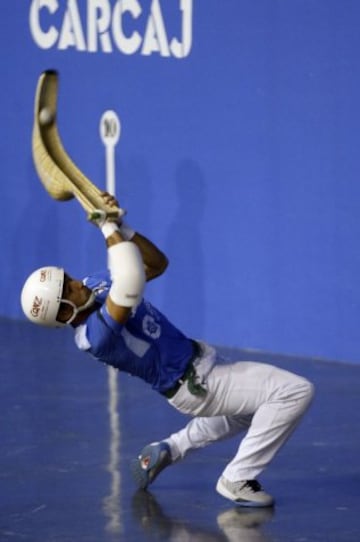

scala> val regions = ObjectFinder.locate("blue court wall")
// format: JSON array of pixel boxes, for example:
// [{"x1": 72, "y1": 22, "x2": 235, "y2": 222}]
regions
[{"x1": 1, "y1": 1, "x2": 360, "y2": 363}]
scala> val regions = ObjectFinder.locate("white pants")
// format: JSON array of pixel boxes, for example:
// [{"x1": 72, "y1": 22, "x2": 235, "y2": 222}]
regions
[{"x1": 165, "y1": 345, "x2": 314, "y2": 481}]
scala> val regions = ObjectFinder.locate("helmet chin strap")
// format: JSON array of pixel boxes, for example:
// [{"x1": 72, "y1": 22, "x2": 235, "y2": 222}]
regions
[{"x1": 60, "y1": 291, "x2": 96, "y2": 325}]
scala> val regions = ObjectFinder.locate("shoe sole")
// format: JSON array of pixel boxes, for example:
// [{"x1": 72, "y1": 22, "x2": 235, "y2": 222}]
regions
[
  {"x1": 131, "y1": 444, "x2": 170, "y2": 490},
  {"x1": 131, "y1": 458, "x2": 149, "y2": 490},
  {"x1": 216, "y1": 479, "x2": 274, "y2": 508}
]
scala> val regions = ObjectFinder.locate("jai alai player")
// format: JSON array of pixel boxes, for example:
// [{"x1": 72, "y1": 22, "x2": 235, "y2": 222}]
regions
[{"x1": 20, "y1": 190, "x2": 314, "y2": 508}]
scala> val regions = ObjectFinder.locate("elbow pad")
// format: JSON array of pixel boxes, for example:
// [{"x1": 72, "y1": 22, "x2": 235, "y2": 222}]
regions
[{"x1": 108, "y1": 242, "x2": 146, "y2": 307}]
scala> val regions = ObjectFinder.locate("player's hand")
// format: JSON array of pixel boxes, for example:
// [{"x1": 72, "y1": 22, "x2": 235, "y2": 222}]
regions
[
  {"x1": 88, "y1": 209, "x2": 108, "y2": 228},
  {"x1": 100, "y1": 191, "x2": 120, "y2": 209},
  {"x1": 100, "y1": 191, "x2": 126, "y2": 223},
  {"x1": 88, "y1": 192, "x2": 126, "y2": 227}
]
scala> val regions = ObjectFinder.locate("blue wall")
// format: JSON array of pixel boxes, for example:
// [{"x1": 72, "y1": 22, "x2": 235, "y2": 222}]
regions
[{"x1": 2, "y1": 1, "x2": 360, "y2": 362}]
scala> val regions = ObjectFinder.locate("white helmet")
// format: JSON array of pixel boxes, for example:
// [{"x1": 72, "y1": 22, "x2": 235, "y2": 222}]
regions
[{"x1": 21, "y1": 266, "x2": 65, "y2": 328}]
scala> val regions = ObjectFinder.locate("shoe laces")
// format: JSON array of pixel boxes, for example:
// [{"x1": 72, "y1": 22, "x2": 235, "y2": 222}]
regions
[{"x1": 243, "y1": 480, "x2": 263, "y2": 493}]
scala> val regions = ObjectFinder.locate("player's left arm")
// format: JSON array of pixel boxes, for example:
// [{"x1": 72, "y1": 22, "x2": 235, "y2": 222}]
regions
[
  {"x1": 103, "y1": 229, "x2": 145, "y2": 324},
  {"x1": 129, "y1": 231, "x2": 168, "y2": 281}
]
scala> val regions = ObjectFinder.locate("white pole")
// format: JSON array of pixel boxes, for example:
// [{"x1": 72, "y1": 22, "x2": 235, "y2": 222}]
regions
[
  {"x1": 100, "y1": 110, "x2": 121, "y2": 197},
  {"x1": 100, "y1": 109, "x2": 122, "y2": 534}
]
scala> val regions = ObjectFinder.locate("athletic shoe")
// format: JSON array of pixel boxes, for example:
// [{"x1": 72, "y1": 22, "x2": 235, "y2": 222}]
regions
[
  {"x1": 131, "y1": 442, "x2": 172, "y2": 490},
  {"x1": 216, "y1": 476, "x2": 274, "y2": 507}
]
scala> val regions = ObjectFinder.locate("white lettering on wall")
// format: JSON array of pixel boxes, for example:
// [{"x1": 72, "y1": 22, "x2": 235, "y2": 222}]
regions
[
  {"x1": 58, "y1": 0, "x2": 86, "y2": 50},
  {"x1": 29, "y1": 0, "x2": 193, "y2": 58}
]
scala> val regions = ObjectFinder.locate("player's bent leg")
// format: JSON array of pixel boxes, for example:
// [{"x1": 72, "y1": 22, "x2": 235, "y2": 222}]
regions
[
  {"x1": 131, "y1": 442, "x2": 172, "y2": 490},
  {"x1": 221, "y1": 374, "x2": 314, "y2": 482},
  {"x1": 197, "y1": 362, "x2": 313, "y2": 506},
  {"x1": 216, "y1": 369, "x2": 313, "y2": 506}
]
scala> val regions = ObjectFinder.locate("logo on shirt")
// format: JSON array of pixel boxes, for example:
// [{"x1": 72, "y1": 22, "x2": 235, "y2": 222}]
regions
[{"x1": 142, "y1": 315, "x2": 161, "y2": 339}]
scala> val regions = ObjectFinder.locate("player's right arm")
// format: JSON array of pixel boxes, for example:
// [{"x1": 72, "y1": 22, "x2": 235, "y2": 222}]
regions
[{"x1": 103, "y1": 227, "x2": 146, "y2": 324}]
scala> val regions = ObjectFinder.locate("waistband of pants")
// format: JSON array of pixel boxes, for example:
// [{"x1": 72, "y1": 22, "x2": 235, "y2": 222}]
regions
[{"x1": 161, "y1": 340, "x2": 201, "y2": 399}]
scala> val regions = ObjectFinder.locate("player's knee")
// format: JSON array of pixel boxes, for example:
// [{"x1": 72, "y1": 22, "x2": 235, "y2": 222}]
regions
[{"x1": 296, "y1": 378, "x2": 315, "y2": 413}]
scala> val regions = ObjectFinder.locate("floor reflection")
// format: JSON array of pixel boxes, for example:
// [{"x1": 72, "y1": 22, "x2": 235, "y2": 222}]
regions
[
  {"x1": 132, "y1": 490, "x2": 274, "y2": 542},
  {"x1": 102, "y1": 368, "x2": 123, "y2": 534}
]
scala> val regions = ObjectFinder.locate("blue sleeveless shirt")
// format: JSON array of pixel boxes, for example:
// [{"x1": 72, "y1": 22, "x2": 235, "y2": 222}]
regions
[{"x1": 74, "y1": 270, "x2": 194, "y2": 394}]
